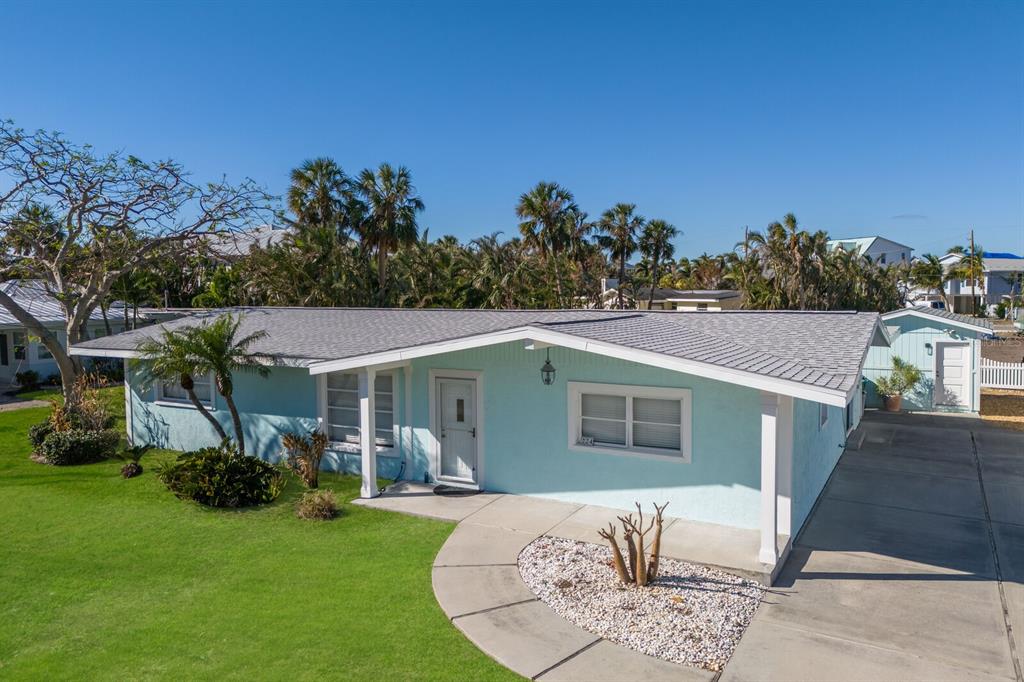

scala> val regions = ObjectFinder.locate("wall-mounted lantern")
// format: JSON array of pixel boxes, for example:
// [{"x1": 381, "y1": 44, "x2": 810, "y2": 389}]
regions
[
  {"x1": 925, "y1": 342, "x2": 933, "y2": 356},
  {"x1": 540, "y1": 348, "x2": 556, "y2": 385}
]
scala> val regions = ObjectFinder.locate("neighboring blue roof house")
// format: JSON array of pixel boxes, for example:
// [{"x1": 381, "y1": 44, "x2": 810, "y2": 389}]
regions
[{"x1": 72, "y1": 307, "x2": 889, "y2": 580}]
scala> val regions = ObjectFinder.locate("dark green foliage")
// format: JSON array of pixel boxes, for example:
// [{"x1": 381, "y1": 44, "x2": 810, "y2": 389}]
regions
[
  {"x1": 157, "y1": 445, "x2": 284, "y2": 508},
  {"x1": 28, "y1": 421, "x2": 53, "y2": 448},
  {"x1": 45, "y1": 373, "x2": 61, "y2": 386},
  {"x1": 38, "y1": 429, "x2": 119, "y2": 466},
  {"x1": 15, "y1": 370, "x2": 40, "y2": 390}
]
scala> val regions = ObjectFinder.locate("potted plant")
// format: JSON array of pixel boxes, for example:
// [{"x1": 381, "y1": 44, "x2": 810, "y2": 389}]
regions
[{"x1": 874, "y1": 356, "x2": 923, "y2": 412}]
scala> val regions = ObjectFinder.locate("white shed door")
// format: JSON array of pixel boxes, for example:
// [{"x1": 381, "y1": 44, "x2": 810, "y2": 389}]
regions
[
  {"x1": 438, "y1": 378, "x2": 477, "y2": 484},
  {"x1": 935, "y1": 343, "x2": 969, "y2": 407}
]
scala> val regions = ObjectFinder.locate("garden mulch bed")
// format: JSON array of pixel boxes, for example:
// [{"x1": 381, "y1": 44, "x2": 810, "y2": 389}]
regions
[
  {"x1": 981, "y1": 389, "x2": 1024, "y2": 432},
  {"x1": 518, "y1": 536, "x2": 764, "y2": 672}
]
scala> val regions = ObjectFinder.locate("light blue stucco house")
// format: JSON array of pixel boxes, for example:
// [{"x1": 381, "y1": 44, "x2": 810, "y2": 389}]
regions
[
  {"x1": 72, "y1": 308, "x2": 888, "y2": 575},
  {"x1": 864, "y1": 307, "x2": 992, "y2": 413}
]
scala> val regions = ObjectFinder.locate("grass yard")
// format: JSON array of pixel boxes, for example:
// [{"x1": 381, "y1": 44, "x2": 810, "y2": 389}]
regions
[{"x1": 0, "y1": 388, "x2": 516, "y2": 681}]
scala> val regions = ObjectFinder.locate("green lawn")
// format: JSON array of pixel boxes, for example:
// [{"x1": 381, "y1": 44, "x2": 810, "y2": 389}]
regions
[{"x1": 0, "y1": 388, "x2": 516, "y2": 680}]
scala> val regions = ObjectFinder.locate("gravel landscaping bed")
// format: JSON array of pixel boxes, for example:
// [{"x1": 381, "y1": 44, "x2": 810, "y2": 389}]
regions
[{"x1": 518, "y1": 536, "x2": 765, "y2": 671}]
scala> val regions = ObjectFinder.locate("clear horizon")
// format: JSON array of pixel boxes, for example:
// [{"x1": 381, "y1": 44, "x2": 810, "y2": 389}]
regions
[{"x1": 2, "y1": 0, "x2": 1022, "y2": 257}]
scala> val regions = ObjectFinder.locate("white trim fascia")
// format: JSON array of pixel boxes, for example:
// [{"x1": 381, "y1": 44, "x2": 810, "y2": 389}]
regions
[
  {"x1": 69, "y1": 346, "x2": 139, "y2": 359},
  {"x1": 427, "y1": 368, "x2": 484, "y2": 489},
  {"x1": 881, "y1": 309, "x2": 992, "y2": 336},
  {"x1": 308, "y1": 326, "x2": 853, "y2": 407}
]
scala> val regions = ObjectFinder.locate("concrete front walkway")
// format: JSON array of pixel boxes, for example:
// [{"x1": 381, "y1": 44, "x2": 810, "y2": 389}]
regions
[
  {"x1": 357, "y1": 486, "x2": 738, "y2": 680},
  {"x1": 357, "y1": 411, "x2": 1024, "y2": 681}
]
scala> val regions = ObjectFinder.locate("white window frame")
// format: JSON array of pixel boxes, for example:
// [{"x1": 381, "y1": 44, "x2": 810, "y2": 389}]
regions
[
  {"x1": 567, "y1": 381, "x2": 692, "y2": 462},
  {"x1": 156, "y1": 372, "x2": 215, "y2": 408},
  {"x1": 12, "y1": 331, "x2": 27, "y2": 361},
  {"x1": 320, "y1": 370, "x2": 397, "y2": 453},
  {"x1": 819, "y1": 401, "x2": 829, "y2": 430}
]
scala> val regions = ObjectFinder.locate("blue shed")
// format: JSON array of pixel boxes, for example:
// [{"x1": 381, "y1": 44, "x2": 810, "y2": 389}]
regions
[{"x1": 863, "y1": 307, "x2": 992, "y2": 413}]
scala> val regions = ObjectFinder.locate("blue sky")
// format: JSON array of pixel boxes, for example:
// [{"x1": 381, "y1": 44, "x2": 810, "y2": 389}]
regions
[{"x1": 2, "y1": 1, "x2": 1022, "y2": 257}]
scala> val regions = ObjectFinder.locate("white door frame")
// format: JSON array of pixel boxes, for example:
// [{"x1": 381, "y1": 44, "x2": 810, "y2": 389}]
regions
[
  {"x1": 427, "y1": 369, "x2": 484, "y2": 489},
  {"x1": 933, "y1": 340, "x2": 972, "y2": 410}
]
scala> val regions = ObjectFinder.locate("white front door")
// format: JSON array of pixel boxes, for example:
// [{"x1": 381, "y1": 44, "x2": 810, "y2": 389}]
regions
[
  {"x1": 935, "y1": 342, "x2": 970, "y2": 407},
  {"x1": 438, "y1": 378, "x2": 478, "y2": 484}
]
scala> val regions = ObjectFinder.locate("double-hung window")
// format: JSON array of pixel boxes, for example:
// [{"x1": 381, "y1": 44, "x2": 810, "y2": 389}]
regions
[
  {"x1": 325, "y1": 372, "x2": 394, "y2": 447},
  {"x1": 158, "y1": 373, "x2": 213, "y2": 406},
  {"x1": 569, "y1": 382, "x2": 691, "y2": 461},
  {"x1": 12, "y1": 332, "x2": 27, "y2": 360}
]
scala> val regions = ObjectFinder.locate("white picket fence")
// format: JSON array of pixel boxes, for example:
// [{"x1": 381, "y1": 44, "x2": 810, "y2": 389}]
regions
[{"x1": 981, "y1": 358, "x2": 1024, "y2": 390}]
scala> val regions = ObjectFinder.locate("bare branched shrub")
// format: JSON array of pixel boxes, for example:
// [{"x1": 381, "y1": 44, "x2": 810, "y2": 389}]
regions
[
  {"x1": 597, "y1": 502, "x2": 669, "y2": 587},
  {"x1": 48, "y1": 372, "x2": 112, "y2": 433}
]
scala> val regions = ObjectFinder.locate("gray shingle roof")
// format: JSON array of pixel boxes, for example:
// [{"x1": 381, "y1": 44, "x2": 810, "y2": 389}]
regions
[
  {"x1": 73, "y1": 307, "x2": 884, "y2": 396},
  {"x1": 888, "y1": 306, "x2": 994, "y2": 331},
  {"x1": 0, "y1": 280, "x2": 122, "y2": 327}
]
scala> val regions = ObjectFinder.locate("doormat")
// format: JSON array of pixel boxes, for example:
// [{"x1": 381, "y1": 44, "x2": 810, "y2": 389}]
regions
[{"x1": 433, "y1": 484, "x2": 481, "y2": 497}]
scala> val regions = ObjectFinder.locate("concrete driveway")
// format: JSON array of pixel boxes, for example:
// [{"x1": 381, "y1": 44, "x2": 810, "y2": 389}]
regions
[{"x1": 724, "y1": 411, "x2": 1024, "y2": 682}]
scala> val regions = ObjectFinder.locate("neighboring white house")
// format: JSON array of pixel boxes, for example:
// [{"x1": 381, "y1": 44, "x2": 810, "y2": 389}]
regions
[
  {"x1": 598, "y1": 280, "x2": 742, "y2": 311},
  {"x1": 940, "y1": 252, "x2": 1024, "y2": 314},
  {"x1": 0, "y1": 280, "x2": 127, "y2": 387},
  {"x1": 827, "y1": 236, "x2": 914, "y2": 266},
  {"x1": 204, "y1": 224, "x2": 292, "y2": 262}
]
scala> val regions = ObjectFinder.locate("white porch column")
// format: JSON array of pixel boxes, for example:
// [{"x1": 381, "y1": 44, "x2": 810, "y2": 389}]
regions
[
  {"x1": 403, "y1": 363, "x2": 413, "y2": 476},
  {"x1": 759, "y1": 391, "x2": 779, "y2": 565},
  {"x1": 359, "y1": 367, "x2": 378, "y2": 499},
  {"x1": 776, "y1": 395, "x2": 794, "y2": 539}
]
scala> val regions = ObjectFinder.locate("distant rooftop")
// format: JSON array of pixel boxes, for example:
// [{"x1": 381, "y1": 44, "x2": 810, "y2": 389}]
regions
[{"x1": 205, "y1": 225, "x2": 291, "y2": 259}]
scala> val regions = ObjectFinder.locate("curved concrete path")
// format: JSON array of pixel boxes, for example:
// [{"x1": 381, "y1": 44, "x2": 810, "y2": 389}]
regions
[{"x1": 429, "y1": 495, "x2": 713, "y2": 681}]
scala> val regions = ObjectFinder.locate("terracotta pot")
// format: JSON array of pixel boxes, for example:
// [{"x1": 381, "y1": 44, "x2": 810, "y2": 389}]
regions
[{"x1": 882, "y1": 395, "x2": 902, "y2": 412}]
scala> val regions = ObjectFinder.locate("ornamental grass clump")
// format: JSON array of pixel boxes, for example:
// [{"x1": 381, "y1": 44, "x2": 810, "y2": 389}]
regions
[
  {"x1": 296, "y1": 489, "x2": 337, "y2": 520},
  {"x1": 597, "y1": 502, "x2": 669, "y2": 587},
  {"x1": 282, "y1": 430, "x2": 328, "y2": 488}
]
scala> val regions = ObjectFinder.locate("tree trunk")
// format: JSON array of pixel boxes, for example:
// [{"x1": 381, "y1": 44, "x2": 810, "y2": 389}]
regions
[
  {"x1": 377, "y1": 248, "x2": 388, "y2": 307},
  {"x1": 0, "y1": 288, "x2": 81, "y2": 400},
  {"x1": 185, "y1": 385, "x2": 228, "y2": 441},
  {"x1": 222, "y1": 390, "x2": 246, "y2": 456},
  {"x1": 618, "y1": 254, "x2": 627, "y2": 309},
  {"x1": 647, "y1": 247, "x2": 660, "y2": 309},
  {"x1": 551, "y1": 256, "x2": 565, "y2": 308},
  {"x1": 100, "y1": 302, "x2": 112, "y2": 336}
]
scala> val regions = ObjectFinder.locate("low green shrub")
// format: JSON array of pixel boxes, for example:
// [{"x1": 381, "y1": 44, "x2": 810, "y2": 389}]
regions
[
  {"x1": 296, "y1": 489, "x2": 337, "y2": 520},
  {"x1": 28, "y1": 421, "x2": 53, "y2": 448},
  {"x1": 158, "y1": 445, "x2": 284, "y2": 508},
  {"x1": 15, "y1": 370, "x2": 40, "y2": 390},
  {"x1": 44, "y1": 373, "x2": 61, "y2": 386},
  {"x1": 38, "y1": 429, "x2": 119, "y2": 466}
]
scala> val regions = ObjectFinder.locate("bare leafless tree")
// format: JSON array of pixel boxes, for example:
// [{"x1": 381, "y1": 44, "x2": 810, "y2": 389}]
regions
[{"x1": 0, "y1": 120, "x2": 274, "y2": 398}]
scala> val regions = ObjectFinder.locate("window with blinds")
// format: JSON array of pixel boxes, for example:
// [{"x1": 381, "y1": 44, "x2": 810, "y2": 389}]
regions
[
  {"x1": 158, "y1": 373, "x2": 213, "y2": 406},
  {"x1": 572, "y1": 382, "x2": 689, "y2": 459},
  {"x1": 325, "y1": 372, "x2": 394, "y2": 447}
]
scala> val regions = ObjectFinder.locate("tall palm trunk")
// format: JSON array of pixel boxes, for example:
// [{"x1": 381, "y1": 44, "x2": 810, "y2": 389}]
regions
[
  {"x1": 377, "y1": 247, "x2": 388, "y2": 306},
  {"x1": 221, "y1": 389, "x2": 246, "y2": 456},
  {"x1": 618, "y1": 254, "x2": 627, "y2": 309},
  {"x1": 181, "y1": 373, "x2": 228, "y2": 441},
  {"x1": 551, "y1": 256, "x2": 565, "y2": 308},
  {"x1": 647, "y1": 246, "x2": 661, "y2": 309}
]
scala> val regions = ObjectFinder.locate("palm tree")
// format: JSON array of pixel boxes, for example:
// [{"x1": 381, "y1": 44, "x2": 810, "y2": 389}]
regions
[
  {"x1": 597, "y1": 203, "x2": 645, "y2": 309},
  {"x1": 286, "y1": 157, "x2": 352, "y2": 237},
  {"x1": 515, "y1": 182, "x2": 579, "y2": 307},
  {"x1": 185, "y1": 314, "x2": 273, "y2": 456},
  {"x1": 910, "y1": 254, "x2": 949, "y2": 308},
  {"x1": 638, "y1": 220, "x2": 679, "y2": 308},
  {"x1": 355, "y1": 163, "x2": 425, "y2": 305},
  {"x1": 133, "y1": 328, "x2": 229, "y2": 441}
]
